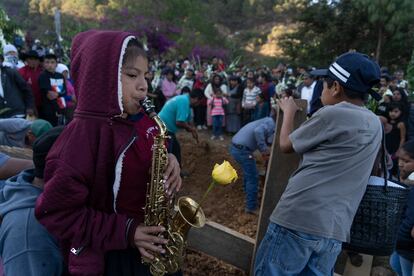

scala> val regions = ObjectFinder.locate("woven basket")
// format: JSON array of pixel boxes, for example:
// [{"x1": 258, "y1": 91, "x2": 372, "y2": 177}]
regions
[{"x1": 343, "y1": 176, "x2": 409, "y2": 256}]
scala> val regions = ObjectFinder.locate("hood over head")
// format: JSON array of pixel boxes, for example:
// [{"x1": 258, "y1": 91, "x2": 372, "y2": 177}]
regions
[
  {"x1": 0, "y1": 169, "x2": 41, "y2": 217},
  {"x1": 70, "y1": 30, "x2": 140, "y2": 116}
]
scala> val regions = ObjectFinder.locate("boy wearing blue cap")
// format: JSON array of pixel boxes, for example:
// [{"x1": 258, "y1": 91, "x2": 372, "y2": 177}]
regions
[{"x1": 254, "y1": 52, "x2": 383, "y2": 276}]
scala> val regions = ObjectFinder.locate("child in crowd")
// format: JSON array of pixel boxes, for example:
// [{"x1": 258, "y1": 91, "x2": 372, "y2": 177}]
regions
[
  {"x1": 56, "y1": 63, "x2": 77, "y2": 121},
  {"x1": 254, "y1": 93, "x2": 270, "y2": 121},
  {"x1": 254, "y1": 52, "x2": 382, "y2": 275},
  {"x1": 242, "y1": 78, "x2": 260, "y2": 125},
  {"x1": 35, "y1": 31, "x2": 182, "y2": 276},
  {"x1": 390, "y1": 140, "x2": 414, "y2": 276},
  {"x1": 209, "y1": 87, "x2": 228, "y2": 140},
  {"x1": 193, "y1": 88, "x2": 208, "y2": 130},
  {"x1": 376, "y1": 91, "x2": 393, "y2": 118},
  {"x1": 38, "y1": 54, "x2": 67, "y2": 126},
  {"x1": 386, "y1": 103, "x2": 407, "y2": 177},
  {"x1": 392, "y1": 87, "x2": 410, "y2": 121},
  {"x1": 204, "y1": 74, "x2": 228, "y2": 127}
]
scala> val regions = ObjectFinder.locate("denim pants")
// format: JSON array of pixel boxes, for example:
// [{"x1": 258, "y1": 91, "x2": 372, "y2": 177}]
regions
[
  {"x1": 230, "y1": 144, "x2": 258, "y2": 210},
  {"x1": 212, "y1": 115, "x2": 223, "y2": 137},
  {"x1": 255, "y1": 223, "x2": 342, "y2": 276},
  {"x1": 390, "y1": 252, "x2": 413, "y2": 276}
]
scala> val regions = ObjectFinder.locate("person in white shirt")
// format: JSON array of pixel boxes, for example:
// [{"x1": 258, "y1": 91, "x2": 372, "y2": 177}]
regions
[
  {"x1": 2, "y1": 44, "x2": 25, "y2": 69},
  {"x1": 300, "y1": 72, "x2": 316, "y2": 114},
  {"x1": 242, "y1": 78, "x2": 261, "y2": 125},
  {"x1": 204, "y1": 74, "x2": 228, "y2": 126}
]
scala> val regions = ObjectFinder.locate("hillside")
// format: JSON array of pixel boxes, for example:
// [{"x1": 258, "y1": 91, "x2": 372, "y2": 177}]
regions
[{"x1": 1, "y1": 0, "x2": 293, "y2": 63}]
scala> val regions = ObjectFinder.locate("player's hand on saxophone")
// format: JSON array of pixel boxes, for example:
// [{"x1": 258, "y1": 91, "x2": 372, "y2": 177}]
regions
[
  {"x1": 164, "y1": 153, "x2": 182, "y2": 198},
  {"x1": 133, "y1": 225, "x2": 168, "y2": 260}
]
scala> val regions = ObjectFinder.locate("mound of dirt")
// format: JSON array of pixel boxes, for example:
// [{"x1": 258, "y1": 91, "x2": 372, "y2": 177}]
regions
[{"x1": 177, "y1": 129, "x2": 267, "y2": 275}]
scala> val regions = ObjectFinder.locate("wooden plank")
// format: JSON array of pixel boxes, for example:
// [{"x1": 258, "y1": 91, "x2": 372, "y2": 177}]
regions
[
  {"x1": 250, "y1": 100, "x2": 308, "y2": 274},
  {"x1": 187, "y1": 220, "x2": 255, "y2": 272},
  {"x1": 342, "y1": 254, "x2": 373, "y2": 276}
]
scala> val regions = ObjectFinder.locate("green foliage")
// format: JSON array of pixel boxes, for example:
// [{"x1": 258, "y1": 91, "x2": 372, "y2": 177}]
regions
[
  {"x1": 407, "y1": 50, "x2": 414, "y2": 93},
  {"x1": 0, "y1": 7, "x2": 18, "y2": 43},
  {"x1": 354, "y1": 0, "x2": 414, "y2": 61},
  {"x1": 278, "y1": 0, "x2": 414, "y2": 67}
]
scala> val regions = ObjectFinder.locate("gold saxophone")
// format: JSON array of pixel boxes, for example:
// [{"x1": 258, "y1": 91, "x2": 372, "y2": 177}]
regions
[{"x1": 140, "y1": 98, "x2": 206, "y2": 276}]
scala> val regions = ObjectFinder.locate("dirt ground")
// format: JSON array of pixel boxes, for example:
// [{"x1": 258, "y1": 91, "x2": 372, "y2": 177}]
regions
[{"x1": 176, "y1": 129, "x2": 266, "y2": 276}]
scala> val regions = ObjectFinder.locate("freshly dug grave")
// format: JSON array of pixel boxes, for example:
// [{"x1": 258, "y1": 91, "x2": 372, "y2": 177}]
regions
[{"x1": 177, "y1": 130, "x2": 265, "y2": 275}]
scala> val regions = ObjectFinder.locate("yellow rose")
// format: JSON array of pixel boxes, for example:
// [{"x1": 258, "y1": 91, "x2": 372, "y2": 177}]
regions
[{"x1": 211, "y1": 160, "x2": 238, "y2": 185}]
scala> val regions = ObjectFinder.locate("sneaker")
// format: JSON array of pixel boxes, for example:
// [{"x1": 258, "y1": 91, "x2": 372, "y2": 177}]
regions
[
  {"x1": 210, "y1": 135, "x2": 216, "y2": 140},
  {"x1": 202, "y1": 125, "x2": 208, "y2": 130},
  {"x1": 197, "y1": 125, "x2": 202, "y2": 130},
  {"x1": 245, "y1": 208, "x2": 259, "y2": 215},
  {"x1": 219, "y1": 136, "x2": 224, "y2": 141}
]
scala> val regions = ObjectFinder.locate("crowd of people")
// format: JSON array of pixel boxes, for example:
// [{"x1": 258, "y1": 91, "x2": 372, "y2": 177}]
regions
[{"x1": 0, "y1": 30, "x2": 413, "y2": 276}]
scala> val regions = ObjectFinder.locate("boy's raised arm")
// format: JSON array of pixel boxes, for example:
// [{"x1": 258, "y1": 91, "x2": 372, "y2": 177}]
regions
[{"x1": 278, "y1": 97, "x2": 299, "y2": 153}]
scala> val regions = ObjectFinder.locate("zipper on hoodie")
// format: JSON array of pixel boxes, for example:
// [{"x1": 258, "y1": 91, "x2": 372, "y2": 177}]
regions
[
  {"x1": 70, "y1": 132, "x2": 137, "y2": 257},
  {"x1": 113, "y1": 134, "x2": 137, "y2": 213},
  {"x1": 70, "y1": 247, "x2": 84, "y2": 256}
]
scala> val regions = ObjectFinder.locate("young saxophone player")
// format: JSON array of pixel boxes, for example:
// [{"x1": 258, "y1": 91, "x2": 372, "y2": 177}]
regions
[{"x1": 35, "y1": 30, "x2": 182, "y2": 276}]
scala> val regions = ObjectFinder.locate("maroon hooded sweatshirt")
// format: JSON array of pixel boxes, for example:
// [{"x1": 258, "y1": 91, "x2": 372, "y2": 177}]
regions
[{"x1": 35, "y1": 30, "x2": 156, "y2": 275}]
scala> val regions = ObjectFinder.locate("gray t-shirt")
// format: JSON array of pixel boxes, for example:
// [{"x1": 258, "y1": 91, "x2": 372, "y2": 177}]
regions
[{"x1": 270, "y1": 102, "x2": 382, "y2": 242}]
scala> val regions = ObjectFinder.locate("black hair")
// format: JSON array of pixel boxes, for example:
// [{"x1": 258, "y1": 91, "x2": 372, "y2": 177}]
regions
[
  {"x1": 393, "y1": 87, "x2": 408, "y2": 102},
  {"x1": 402, "y1": 140, "x2": 414, "y2": 160},
  {"x1": 122, "y1": 39, "x2": 147, "y2": 66},
  {"x1": 190, "y1": 89, "x2": 202, "y2": 100},
  {"x1": 388, "y1": 102, "x2": 403, "y2": 112},
  {"x1": 44, "y1": 53, "x2": 57, "y2": 61},
  {"x1": 283, "y1": 87, "x2": 294, "y2": 97},
  {"x1": 380, "y1": 74, "x2": 390, "y2": 82},
  {"x1": 165, "y1": 68, "x2": 175, "y2": 76},
  {"x1": 246, "y1": 77, "x2": 256, "y2": 84},
  {"x1": 33, "y1": 126, "x2": 64, "y2": 178},
  {"x1": 181, "y1": 86, "x2": 191, "y2": 94},
  {"x1": 229, "y1": 75, "x2": 240, "y2": 83},
  {"x1": 260, "y1": 72, "x2": 271, "y2": 82},
  {"x1": 324, "y1": 76, "x2": 368, "y2": 101},
  {"x1": 211, "y1": 73, "x2": 223, "y2": 88}
]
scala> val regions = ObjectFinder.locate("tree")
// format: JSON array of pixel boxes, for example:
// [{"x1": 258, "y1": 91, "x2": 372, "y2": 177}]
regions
[
  {"x1": 0, "y1": 7, "x2": 18, "y2": 44},
  {"x1": 407, "y1": 49, "x2": 414, "y2": 93},
  {"x1": 354, "y1": 0, "x2": 414, "y2": 62},
  {"x1": 278, "y1": 0, "x2": 414, "y2": 68}
]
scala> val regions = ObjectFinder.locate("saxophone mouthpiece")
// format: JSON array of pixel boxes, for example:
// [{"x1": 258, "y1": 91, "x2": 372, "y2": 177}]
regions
[{"x1": 140, "y1": 97, "x2": 157, "y2": 118}]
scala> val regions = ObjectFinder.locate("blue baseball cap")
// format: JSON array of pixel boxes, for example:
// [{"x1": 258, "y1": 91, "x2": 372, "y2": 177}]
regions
[{"x1": 311, "y1": 52, "x2": 381, "y2": 100}]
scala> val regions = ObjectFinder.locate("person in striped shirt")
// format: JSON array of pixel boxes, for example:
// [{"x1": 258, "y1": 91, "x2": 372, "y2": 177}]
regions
[{"x1": 208, "y1": 87, "x2": 229, "y2": 140}]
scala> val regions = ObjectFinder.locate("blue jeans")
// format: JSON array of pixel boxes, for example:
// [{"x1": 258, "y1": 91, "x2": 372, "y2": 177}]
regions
[
  {"x1": 212, "y1": 115, "x2": 223, "y2": 137},
  {"x1": 230, "y1": 144, "x2": 258, "y2": 210},
  {"x1": 390, "y1": 252, "x2": 413, "y2": 276},
  {"x1": 255, "y1": 223, "x2": 342, "y2": 276}
]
